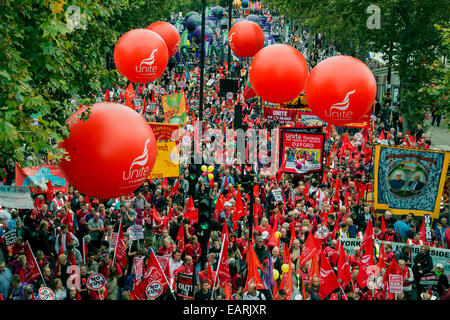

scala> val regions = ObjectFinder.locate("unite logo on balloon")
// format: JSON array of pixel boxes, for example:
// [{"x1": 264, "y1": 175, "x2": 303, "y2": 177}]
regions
[
  {"x1": 228, "y1": 32, "x2": 236, "y2": 50},
  {"x1": 325, "y1": 89, "x2": 356, "y2": 121},
  {"x1": 136, "y1": 49, "x2": 159, "y2": 76},
  {"x1": 123, "y1": 138, "x2": 151, "y2": 183}
]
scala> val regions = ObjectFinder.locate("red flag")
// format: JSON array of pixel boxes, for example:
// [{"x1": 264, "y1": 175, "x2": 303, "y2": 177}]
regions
[
  {"x1": 46, "y1": 180, "x2": 54, "y2": 202},
  {"x1": 151, "y1": 89, "x2": 156, "y2": 103},
  {"x1": 279, "y1": 258, "x2": 293, "y2": 299},
  {"x1": 276, "y1": 157, "x2": 287, "y2": 182},
  {"x1": 380, "y1": 216, "x2": 387, "y2": 235},
  {"x1": 176, "y1": 225, "x2": 184, "y2": 253},
  {"x1": 216, "y1": 234, "x2": 231, "y2": 287},
  {"x1": 23, "y1": 242, "x2": 41, "y2": 284},
  {"x1": 214, "y1": 193, "x2": 225, "y2": 221},
  {"x1": 124, "y1": 82, "x2": 136, "y2": 100},
  {"x1": 382, "y1": 258, "x2": 401, "y2": 299},
  {"x1": 161, "y1": 178, "x2": 169, "y2": 191},
  {"x1": 244, "y1": 244, "x2": 265, "y2": 291},
  {"x1": 232, "y1": 189, "x2": 246, "y2": 223},
  {"x1": 104, "y1": 89, "x2": 110, "y2": 102},
  {"x1": 419, "y1": 218, "x2": 429, "y2": 244},
  {"x1": 376, "y1": 241, "x2": 386, "y2": 270},
  {"x1": 337, "y1": 241, "x2": 352, "y2": 289},
  {"x1": 130, "y1": 250, "x2": 169, "y2": 300},
  {"x1": 309, "y1": 251, "x2": 320, "y2": 279},
  {"x1": 330, "y1": 218, "x2": 339, "y2": 241},
  {"x1": 114, "y1": 221, "x2": 128, "y2": 271},
  {"x1": 298, "y1": 232, "x2": 322, "y2": 268},
  {"x1": 360, "y1": 219, "x2": 374, "y2": 249},
  {"x1": 184, "y1": 196, "x2": 198, "y2": 224},
  {"x1": 169, "y1": 180, "x2": 180, "y2": 198},
  {"x1": 378, "y1": 131, "x2": 385, "y2": 140},
  {"x1": 356, "y1": 235, "x2": 373, "y2": 288},
  {"x1": 319, "y1": 250, "x2": 340, "y2": 299}
]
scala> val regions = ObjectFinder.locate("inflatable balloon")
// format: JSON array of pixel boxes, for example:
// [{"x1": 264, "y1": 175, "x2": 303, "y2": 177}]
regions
[
  {"x1": 201, "y1": 165, "x2": 208, "y2": 172},
  {"x1": 246, "y1": 14, "x2": 261, "y2": 25},
  {"x1": 274, "y1": 231, "x2": 281, "y2": 239},
  {"x1": 202, "y1": 172, "x2": 207, "y2": 178},
  {"x1": 232, "y1": 0, "x2": 241, "y2": 8},
  {"x1": 242, "y1": 0, "x2": 249, "y2": 8},
  {"x1": 232, "y1": 18, "x2": 245, "y2": 26},
  {"x1": 281, "y1": 264, "x2": 289, "y2": 273},
  {"x1": 147, "y1": 21, "x2": 181, "y2": 58},
  {"x1": 305, "y1": 56, "x2": 377, "y2": 125},
  {"x1": 206, "y1": 20, "x2": 215, "y2": 30},
  {"x1": 58, "y1": 103, "x2": 157, "y2": 199},
  {"x1": 192, "y1": 26, "x2": 214, "y2": 43},
  {"x1": 186, "y1": 14, "x2": 201, "y2": 32},
  {"x1": 228, "y1": 21, "x2": 264, "y2": 57},
  {"x1": 208, "y1": 165, "x2": 214, "y2": 172},
  {"x1": 273, "y1": 269, "x2": 279, "y2": 280},
  {"x1": 185, "y1": 11, "x2": 199, "y2": 20},
  {"x1": 212, "y1": 6, "x2": 224, "y2": 18},
  {"x1": 249, "y1": 44, "x2": 309, "y2": 104},
  {"x1": 208, "y1": 173, "x2": 214, "y2": 180},
  {"x1": 114, "y1": 29, "x2": 169, "y2": 83}
]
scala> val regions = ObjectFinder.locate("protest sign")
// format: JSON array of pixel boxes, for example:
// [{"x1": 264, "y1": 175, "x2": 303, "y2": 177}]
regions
[
  {"x1": 87, "y1": 273, "x2": 107, "y2": 291},
  {"x1": 0, "y1": 185, "x2": 35, "y2": 210},
  {"x1": 38, "y1": 287, "x2": 55, "y2": 300},
  {"x1": 176, "y1": 273, "x2": 194, "y2": 298}
]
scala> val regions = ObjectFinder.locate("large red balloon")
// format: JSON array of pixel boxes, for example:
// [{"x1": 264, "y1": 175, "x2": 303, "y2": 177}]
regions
[
  {"x1": 305, "y1": 56, "x2": 377, "y2": 125},
  {"x1": 228, "y1": 21, "x2": 264, "y2": 57},
  {"x1": 114, "y1": 29, "x2": 169, "y2": 83},
  {"x1": 249, "y1": 44, "x2": 309, "y2": 104},
  {"x1": 58, "y1": 103, "x2": 157, "y2": 199},
  {"x1": 147, "y1": 21, "x2": 181, "y2": 58}
]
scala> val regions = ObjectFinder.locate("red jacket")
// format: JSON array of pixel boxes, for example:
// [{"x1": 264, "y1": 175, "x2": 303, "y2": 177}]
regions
[{"x1": 184, "y1": 243, "x2": 202, "y2": 263}]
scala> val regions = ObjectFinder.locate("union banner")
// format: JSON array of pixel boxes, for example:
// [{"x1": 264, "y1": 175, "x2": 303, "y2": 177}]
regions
[
  {"x1": 161, "y1": 92, "x2": 187, "y2": 125},
  {"x1": 373, "y1": 145, "x2": 450, "y2": 218},
  {"x1": 148, "y1": 141, "x2": 180, "y2": 180},
  {"x1": 15, "y1": 163, "x2": 68, "y2": 194}
]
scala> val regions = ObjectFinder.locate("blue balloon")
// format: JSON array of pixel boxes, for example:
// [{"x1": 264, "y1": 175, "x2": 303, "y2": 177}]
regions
[
  {"x1": 192, "y1": 26, "x2": 214, "y2": 43},
  {"x1": 212, "y1": 6, "x2": 224, "y2": 18},
  {"x1": 246, "y1": 14, "x2": 261, "y2": 25},
  {"x1": 185, "y1": 11, "x2": 199, "y2": 20},
  {"x1": 242, "y1": 0, "x2": 249, "y2": 8},
  {"x1": 186, "y1": 14, "x2": 201, "y2": 32}
]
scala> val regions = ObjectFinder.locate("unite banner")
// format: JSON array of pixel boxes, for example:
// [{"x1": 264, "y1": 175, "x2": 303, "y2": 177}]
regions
[
  {"x1": 374, "y1": 145, "x2": 450, "y2": 218},
  {"x1": 161, "y1": 92, "x2": 187, "y2": 125},
  {"x1": 148, "y1": 141, "x2": 180, "y2": 180},
  {"x1": 280, "y1": 128, "x2": 325, "y2": 175}
]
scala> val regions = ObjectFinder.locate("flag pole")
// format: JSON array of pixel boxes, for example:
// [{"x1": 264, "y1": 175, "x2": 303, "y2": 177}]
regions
[
  {"x1": 113, "y1": 219, "x2": 122, "y2": 265},
  {"x1": 211, "y1": 233, "x2": 226, "y2": 298},
  {"x1": 26, "y1": 241, "x2": 47, "y2": 287}
]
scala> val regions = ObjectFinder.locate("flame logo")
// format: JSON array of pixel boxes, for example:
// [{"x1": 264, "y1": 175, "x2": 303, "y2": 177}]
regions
[
  {"x1": 136, "y1": 49, "x2": 158, "y2": 73},
  {"x1": 228, "y1": 32, "x2": 235, "y2": 43},
  {"x1": 130, "y1": 138, "x2": 150, "y2": 169},
  {"x1": 320, "y1": 267, "x2": 332, "y2": 278},
  {"x1": 361, "y1": 254, "x2": 370, "y2": 264},
  {"x1": 330, "y1": 90, "x2": 356, "y2": 111}
]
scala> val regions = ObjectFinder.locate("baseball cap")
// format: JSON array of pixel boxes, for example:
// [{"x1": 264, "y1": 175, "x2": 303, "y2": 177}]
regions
[
  {"x1": 257, "y1": 236, "x2": 263, "y2": 242},
  {"x1": 436, "y1": 263, "x2": 444, "y2": 269},
  {"x1": 385, "y1": 211, "x2": 392, "y2": 216}
]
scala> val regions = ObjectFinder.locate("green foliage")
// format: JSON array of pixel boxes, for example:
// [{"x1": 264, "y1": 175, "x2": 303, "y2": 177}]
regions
[
  {"x1": 0, "y1": 0, "x2": 172, "y2": 169},
  {"x1": 264, "y1": 0, "x2": 449, "y2": 130}
]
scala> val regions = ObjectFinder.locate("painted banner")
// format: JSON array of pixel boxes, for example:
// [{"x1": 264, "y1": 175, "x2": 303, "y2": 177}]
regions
[
  {"x1": 263, "y1": 106, "x2": 301, "y2": 125},
  {"x1": 148, "y1": 141, "x2": 180, "y2": 180},
  {"x1": 280, "y1": 128, "x2": 325, "y2": 175},
  {"x1": 423, "y1": 214, "x2": 433, "y2": 243},
  {"x1": 443, "y1": 164, "x2": 450, "y2": 208},
  {"x1": 373, "y1": 145, "x2": 450, "y2": 218},
  {"x1": 149, "y1": 122, "x2": 181, "y2": 141},
  {"x1": 162, "y1": 92, "x2": 187, "y2": 125},
  {"x1": 15, "y1": 163, "x2": 67, "y2": 194},
  {"x1": 176, "y1": 273, "x2": 194, "y2": 298},
  {"x1": 340, "y1": 238, "x2": 450, "y2": 278},
  {"x1": 0, "y1": 185, "x2": 35, "y2": 210}
]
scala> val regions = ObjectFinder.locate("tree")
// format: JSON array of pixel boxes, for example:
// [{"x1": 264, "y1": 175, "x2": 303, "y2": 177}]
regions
[
  {"x1": 263, "y1": 0, "x2": 449, "y2": 130},
  {"x1": 0, "y1": 0, "x2": 172, "y2": 171}
]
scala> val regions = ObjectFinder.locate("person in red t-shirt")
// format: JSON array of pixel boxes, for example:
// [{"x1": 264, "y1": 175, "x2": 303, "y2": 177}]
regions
[
  {"x1": 184, "y1": 235, "x2": 202, "y2": 265},
  {"x1": 348, "y1": 247, "x2": 362, "y2": 272},
  {"x1": 235, "y1": 229, "x2": 250, "y2": 262},
  {"x1": 157, "y1": 236, "x2": 176, "y2": 258},
  {"x1": 256, "y1": 218, "x2": 272, "y2": 236},
  {"x1": 174, "y1": 255, "x2": 194, "y2": 276}
]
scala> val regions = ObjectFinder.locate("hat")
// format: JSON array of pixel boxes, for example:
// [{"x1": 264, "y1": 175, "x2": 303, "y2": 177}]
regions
[
  {"x1": 256, "y1": 236, "x2": 263, "y2": 242},
  {"x1": 224, "y1": 202, "x2": 232, "y2": 207},
  {"x1": 385, "y1": 211, "x2": 392, "y2": 216},
  {"x1": 261, "y1": 231, "x2": 269, "y2": 240},
  {"x1": 436, "y1": 263, "x2": 444, "y2": 269}
]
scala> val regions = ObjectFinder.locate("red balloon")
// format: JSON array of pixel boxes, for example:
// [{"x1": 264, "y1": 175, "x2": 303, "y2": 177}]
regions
[
  {"x1": 58, "y1": 103, "x2": 157, "y2": 199},
  {"x1": 228, "y1": 21, "x2": 264, "y2": 57},
  {"x1": 305, "y1": 56, "x2": 377, "y2": 125},
  {"x1": 114, "y1": 29, "x2": 169, "y2": 83},
  {"x1": 147, "y1": 21, "x2": 181, "y2": 58},
  {"x1": 249, "y1": 44, "x2": 308, "y2": 104}
]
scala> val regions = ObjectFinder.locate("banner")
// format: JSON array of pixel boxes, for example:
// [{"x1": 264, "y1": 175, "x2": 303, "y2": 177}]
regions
[
  {"x1": 340, "y1": 238, "x2": 450, "y2": 278},
  {"x1": 149, "y1": 122, "x2": 181, "y2": 142},
  {"x1": 148, "y1": 141, "x2": 180, "y2": 180},
  {"x1": 443, "y1": 164, "x2": 450, "y2": 208},
  {"x1": 263, "y1": 106, "x2": 301, "y2": 125},
  {"x1": 162, "y1": 92, "x2": 187, "y2": 125},
  {"x1": 338, "y1": 111, "x2": 372, "y2": 128},
  {"x1": 0, "y1": 185, "x2": 35, "y2": 210},
  {"x1": 176, "y1": 273, "x2": 194, "y2": 298},
  {"x1": 279, "y1": 128, "x2": 325, "y2": 175},
  {"x1": 15, "y1": 163, "x2": 68, "y2": 194},
  {"x1": 374, "y1": 145, "x2": 450, "y2": 218}
]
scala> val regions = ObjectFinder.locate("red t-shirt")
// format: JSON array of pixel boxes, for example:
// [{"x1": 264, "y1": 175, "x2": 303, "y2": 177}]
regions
[{"x1": 184, "y1": 243, "x2": 202, "y2": 263}]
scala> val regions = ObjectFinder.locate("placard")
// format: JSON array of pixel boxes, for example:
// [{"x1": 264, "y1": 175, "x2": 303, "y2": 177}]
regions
[
  {"x1": 127, "y1": 225, "x2": 144, "y2": 241},
  {"x1": 271, "y1": 188, "x2": 284, "y2": 203},
  {"x1": 389, "y1": 274, "x2": 403, "y2": 294},
  {"x1": 423, "y1": 214, "x2": 432, "y2": 243},
  {"x1": 4, "y1": 230, "x2": 18, "y2": 247},
  {"x1": 87, "y1": 273, "x2": 107, "y2": 291},
  {"x1": 0, "y1": 185, "x2": 35, "y2": 210},
  {"x1": 176, "y1": 273, "x2": 194, "y2": 298},
  {"x1": 38, "y1": 287, "x2": 55, "y2": 300},
  {"x1": 110, "y1": 232, "x2": 119, "y2": 249}
]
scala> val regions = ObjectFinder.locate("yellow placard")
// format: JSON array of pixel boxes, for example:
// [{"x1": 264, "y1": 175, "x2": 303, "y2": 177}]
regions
[{"x1": 148, "y1": 141, "x2": 180, "y2": 180}]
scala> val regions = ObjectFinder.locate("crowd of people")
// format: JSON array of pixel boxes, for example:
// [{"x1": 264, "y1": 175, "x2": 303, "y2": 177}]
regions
[{"x1": 0, "y1": 5, "x2": 449, "y2": 302}]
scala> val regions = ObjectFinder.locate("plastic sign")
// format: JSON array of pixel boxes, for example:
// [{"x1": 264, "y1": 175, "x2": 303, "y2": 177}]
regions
[
  {"x1": 146, "y1": 281, "x2": 163, "y2": 299},
  {"x1": 315, "y1": 225, "x2": 329, "y2": 240},
  {"x1": 87, "y1": 273, "x2": 107, "y2": 291},
  {"x1": 38, "y1": 287, "x2": 55, "y2": 300}
]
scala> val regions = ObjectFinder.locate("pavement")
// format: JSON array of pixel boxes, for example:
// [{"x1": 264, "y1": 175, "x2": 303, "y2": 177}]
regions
[{"x1": 425, "y1": 118, "x2": 450, "y2": 151}]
